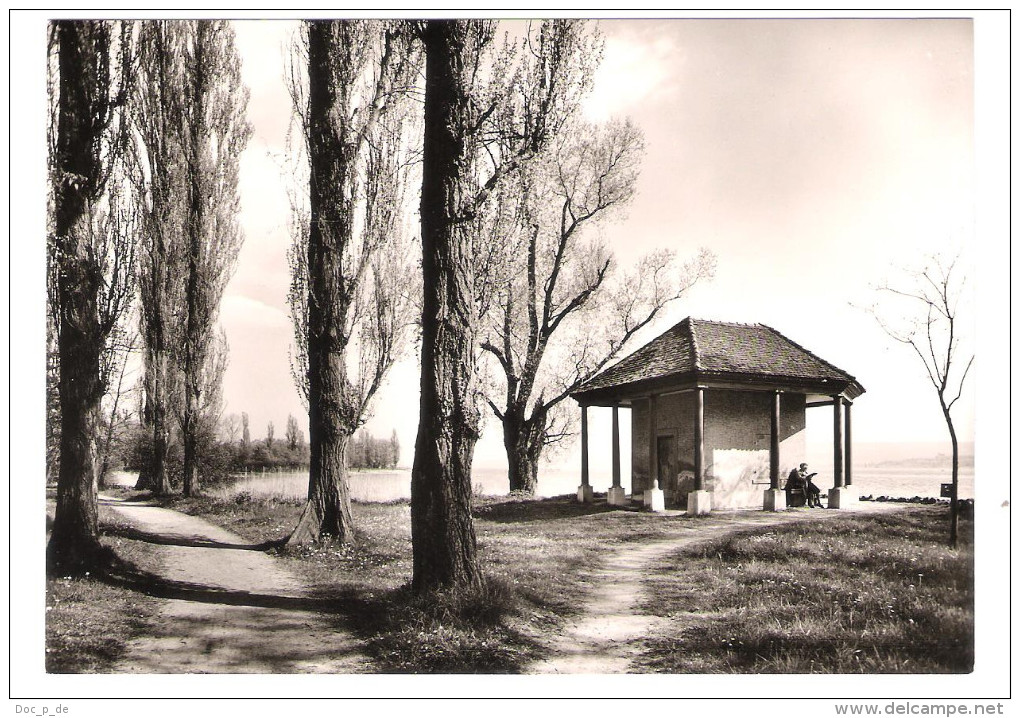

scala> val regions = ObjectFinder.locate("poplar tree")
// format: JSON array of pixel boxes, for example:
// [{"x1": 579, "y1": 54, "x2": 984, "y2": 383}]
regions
[
  {"x1": 132, "y1": 21, "x2": 249, "y2": 496},
  {"x1": 286, "y1": 21, "x2": 419, "y2": 544},
  {"x1": 47, "y1": 20, "x2": 135, "y2": 574},
  {"x1": 132, "y1": 20, "x2": 188, "y2": 495},
  {"x1": 179, "y1": 20, "x2": 251, "y2": 496},
  {"x1": 411, "y1": 20, "x2": 593, "y2": 591}
]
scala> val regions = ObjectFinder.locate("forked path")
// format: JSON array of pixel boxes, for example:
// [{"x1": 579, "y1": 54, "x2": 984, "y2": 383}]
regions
[
  {"x1": 102, "y1": 481, "x2": 368, "y2": 673},
  {"x1": 529, "y1": 503, "x2": 896, "y2": 675}
]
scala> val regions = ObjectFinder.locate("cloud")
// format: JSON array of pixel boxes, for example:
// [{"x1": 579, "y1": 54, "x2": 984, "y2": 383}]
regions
[
  {"x1": 584, "y1": 24, "x2": 683, "y2": 122},
  {"x1": 220, "y1": 293, "x2": 290, "y2": 331}
]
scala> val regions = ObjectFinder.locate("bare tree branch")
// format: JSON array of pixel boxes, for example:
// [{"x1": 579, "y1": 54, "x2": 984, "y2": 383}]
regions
[{"x1": 470, "y1": 39, "x2": 715, "y2": 493}]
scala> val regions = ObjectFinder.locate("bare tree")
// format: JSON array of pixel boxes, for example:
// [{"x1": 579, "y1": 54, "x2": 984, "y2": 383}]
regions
[
  {"x1": 410, "y1": 20, "x2": 597, "y2": 592},
  {"x1": 179, "y1": 20, "x2": 251, "y2": 497},
  {"x1": 97, "y1": 329, "x2": 139, "y2": 488},
  {"x1": 47, "y1": 20, "x2": 136, "y2": 574},
  {"x1": 480, "y1": 117, "x2": 715, "y2": 493},
  {"x1": 222, "y1": 412, "x2": 242, "y2": 445},
  {"x1": 871, "y1": 253, "x2": 974, "y2": 547},
  {"x1": 284, "y1": 20, "x2": 420, "y2": 545},
  {"x1": 265, "y1": 421, "x2": 275, "y2": 451}
]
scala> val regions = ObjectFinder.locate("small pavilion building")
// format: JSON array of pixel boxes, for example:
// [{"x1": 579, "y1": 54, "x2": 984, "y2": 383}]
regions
[{"x1": 570, "y1": 318, "x2": 865, "y2": 513}]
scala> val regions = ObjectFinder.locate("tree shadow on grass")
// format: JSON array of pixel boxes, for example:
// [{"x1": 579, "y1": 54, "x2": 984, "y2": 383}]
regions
[
  {"x1": 98, "y1": 549, "x2": 355, "y2": 613},
  {"x1": 475, "y1": 494, "x2": 628, "y2": 524},
  {"x1": 98, "y1": 494, "x2": 160, "y2": 508},
  {"x1": 95, "y1": 547, "x2": 548, "y2": 673},
  {"x1": 100, "y1": 522, "x2": 281, "y2": 552},
  {"x1": 89, "y1": 550, "x2": 377, "y2": 673},
  {"x1": 305, "y1": 578, "x2": 553, "y2": 674}
]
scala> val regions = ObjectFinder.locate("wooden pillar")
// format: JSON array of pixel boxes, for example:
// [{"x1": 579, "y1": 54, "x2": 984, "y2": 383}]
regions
[
  {"x1": 694, "y1": 388, "x2": 705, "y2": 491},
  {"x1": 832, "y1": 395, "x2": 844, "y2": 488},
  {"x1": 844, "y1": 401, "x2": 852, "y2": 487},
  {"x1": 648, "y1": 395, "x2": 658, "y2": 489},
  {"x1": 770, "y1": 390, "x2": 781, "y2": 490},
  {"x1": 580, "y1": 405, "x2": 589, "y2": 488},
  {"x1": 611, "y1": 405, "x2": 621, "y2": 488}
]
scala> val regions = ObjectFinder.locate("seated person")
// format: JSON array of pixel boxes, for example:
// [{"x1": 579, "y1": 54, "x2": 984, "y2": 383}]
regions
[
  {"x1": 787, "y1": 463, "x2": 823, "y2": 507},
  {"x1": 800, "y1": 463, "x2": 824, "y2": 507},
  {"x1": 785, "y1": 465, "x2": 806, "y2": 506}
]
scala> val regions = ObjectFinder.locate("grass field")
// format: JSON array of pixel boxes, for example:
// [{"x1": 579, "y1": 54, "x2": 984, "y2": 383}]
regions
[
  {"x1": 636, "y1": 507, "x2": 974, "y2": 673},
  {"x1": 45, "y1": 489, "x2": 974, "y2": 674}
]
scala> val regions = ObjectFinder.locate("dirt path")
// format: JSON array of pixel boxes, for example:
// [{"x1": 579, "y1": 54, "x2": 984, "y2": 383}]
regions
[
  {"x1": 529, "y1": 503, "x2": 896, "y2": 674},
  {"x1": 101, "y1": 479, "x2": 369, "y2": 673}
]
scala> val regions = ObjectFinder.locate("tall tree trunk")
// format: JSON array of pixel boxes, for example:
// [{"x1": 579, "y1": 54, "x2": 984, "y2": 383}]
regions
[
  {"x1": 181, "y1": 411, "x2": 199, "y2": 496},
  {"x1": 136, "y1": 365, "x2": 173, "y2": 496},
  {"x1": 134, "y1": 384, "x2": 153, "y2": 490},
  {"x1": 506, "y1": 444, "x2": 540, "y2": 495},
  {"x1": 288, "y1": 22, "x2": 359, "y2": 545},
  {"x1": 182, "y1": 248, "x2": 202, "y2": 496},
  {"x1": 503, "y1": 409, "x2": 545, "y2": 495},
  {"x1": 411, "y1": 21, "x2": 483, "y2": 592},
  {"x1": 945, "y1": 404, "x2": 960, "y2": 549},
  {"x1": 181, "y1": 24, "x2": 207, "y2": 498},
  {"x1": 97, "y1": 334, "x2": 133, "y2": 489},
  {"x1": 96, "y1": 414, "x2": 114, "y2": 491},
  {"x1": 49, "y1": 301, "x2": 104, "y2": 574},
  {"x1": 289, "y1": 431, "x2": 354, "y2": 544},
  {"x1": 96, "y1": 410, "x2": 115, "y2": 491},
  {"x1": 47, "y1": 21, "x2": 110, "y2": 575},
  {"x1": 151, "y1": 413, "x2": 172, "y2": 496},
  {"x1": 181, "y1": 190, "x2": 202, "y2": 498}
]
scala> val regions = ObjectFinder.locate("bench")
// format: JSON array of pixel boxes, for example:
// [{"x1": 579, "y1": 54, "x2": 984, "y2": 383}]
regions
[
  {"x1": 785, "y1": 486, "x2": 808, "y2": 508},
  {"x1": 786, "y1": 484, "x2": 824, "y2": 508}
]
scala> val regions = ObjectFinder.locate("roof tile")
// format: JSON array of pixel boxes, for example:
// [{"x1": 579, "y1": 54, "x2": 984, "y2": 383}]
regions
[{"x1": 574, "y1": 317, "x2": 861, "y2": 395}]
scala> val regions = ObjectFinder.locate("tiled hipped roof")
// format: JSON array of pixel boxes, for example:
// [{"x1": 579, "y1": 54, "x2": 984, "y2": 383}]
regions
[{"x1": 574, "y1": 318, "x2": 863, "y2": 398}]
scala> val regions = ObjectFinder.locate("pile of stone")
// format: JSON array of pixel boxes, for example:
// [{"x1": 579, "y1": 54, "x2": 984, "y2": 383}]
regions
[{"x1": 860, "y1": 495, "x2": 974, "y2": 517}]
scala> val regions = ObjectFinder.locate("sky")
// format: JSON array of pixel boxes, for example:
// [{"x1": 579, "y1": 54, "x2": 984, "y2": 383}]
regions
[{"x1": 219, "y1": 17, "x2": 979, "y2": 470}]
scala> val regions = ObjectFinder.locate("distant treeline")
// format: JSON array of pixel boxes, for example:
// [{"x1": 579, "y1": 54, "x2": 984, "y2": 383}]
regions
[
  {"x1": 95, "y1": 415, "x2": 400, "y2": 490},
  {"x1": 348, "y1": 429, "x2": 401, "y2": 470}
]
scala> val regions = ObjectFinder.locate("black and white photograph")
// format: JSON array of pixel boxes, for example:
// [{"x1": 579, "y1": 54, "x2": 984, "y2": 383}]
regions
[{"x1": 10, "y1": 8, "x2": 1011, "y2": 714}]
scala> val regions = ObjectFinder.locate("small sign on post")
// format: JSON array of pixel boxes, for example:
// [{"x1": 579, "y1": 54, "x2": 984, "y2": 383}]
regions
[{"x1": 940, "y1": 483, "x2": 953, "y2": 498}]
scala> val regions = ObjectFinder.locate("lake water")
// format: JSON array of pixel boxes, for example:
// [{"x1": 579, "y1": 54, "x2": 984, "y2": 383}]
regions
[
  {"x1": 212, "y1": 461, "x2": 974, "y2": 504},
  {"x1": 216, "y1": 467, "x2": 580, "y2": 503}
]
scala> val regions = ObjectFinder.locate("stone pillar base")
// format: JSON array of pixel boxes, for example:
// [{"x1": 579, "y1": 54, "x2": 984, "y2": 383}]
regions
[
  {"x1": 607, "y1": 486, "x2": 627, "y2": 506},
  {"x1": 827, "y1": 486, "x2": 856, "y2": 509},
  {"x1": 644, "y1": 484, "x2": 665, "y2": 512},
  {"x1": 763, "y1": 488, "x2": 786, "y2": 512},
  {"x1": 687, "y1": 489, "x2": 712, "y2": 515},
  {"x1": 577, "y1": 484, "x2": 594, "y2": 503}
]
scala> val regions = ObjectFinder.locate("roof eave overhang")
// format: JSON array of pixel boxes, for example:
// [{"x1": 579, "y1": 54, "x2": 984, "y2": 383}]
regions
[{"x1": 572, "y1": 371, "x2": 865, "y2": 407}]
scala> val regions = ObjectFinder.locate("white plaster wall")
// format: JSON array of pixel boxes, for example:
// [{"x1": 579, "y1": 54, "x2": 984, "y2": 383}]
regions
[
  {"x1": 631, "y1": 390, "x2": 807, "y2": 509},
  {"x1": 704, "y1": 390, "x2": 807, "y2": 509}
]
